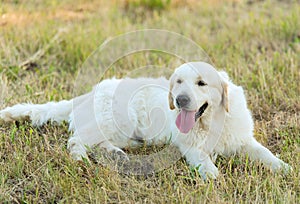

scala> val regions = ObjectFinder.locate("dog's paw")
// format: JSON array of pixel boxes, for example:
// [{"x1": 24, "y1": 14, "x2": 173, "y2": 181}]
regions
[
  {"x1": 271, "y1": 160, "x2": 292, "y2": 174},
  {"x1": 0, "y1": 108, "x2": 14, "y2": 122},
  {"x1": 198, "y1": 161, "x2": 219, "y2": 180}
]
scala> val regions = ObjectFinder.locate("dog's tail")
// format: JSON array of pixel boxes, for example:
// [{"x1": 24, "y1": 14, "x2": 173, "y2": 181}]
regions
[{"x1": 0, "y1": 100, "x2": 72, "y2": 126}]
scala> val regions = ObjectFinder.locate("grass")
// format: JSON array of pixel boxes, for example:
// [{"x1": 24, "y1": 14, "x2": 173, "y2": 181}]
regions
[{"x1": 0, "y1": 0, "x2": 299, "y2": 203}]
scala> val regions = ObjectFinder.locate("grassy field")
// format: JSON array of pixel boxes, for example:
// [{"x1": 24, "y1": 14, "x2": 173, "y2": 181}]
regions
[{"x1": 0, "y1": 0, "x2": 299, "y2": 203}]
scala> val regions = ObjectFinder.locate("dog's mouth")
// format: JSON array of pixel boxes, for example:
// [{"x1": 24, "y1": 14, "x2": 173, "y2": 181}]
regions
[
  {"x1": 195, "y1": 102, "x2": 208, "y2": 122},
  {"x1": 175, "y1": 102, "x2": 208, "y2": 134}
]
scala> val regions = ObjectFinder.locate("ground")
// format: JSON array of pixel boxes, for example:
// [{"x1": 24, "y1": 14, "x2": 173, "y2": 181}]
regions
[{"x1": 0, "y1": 0, "x2": 299, "y2": 203}]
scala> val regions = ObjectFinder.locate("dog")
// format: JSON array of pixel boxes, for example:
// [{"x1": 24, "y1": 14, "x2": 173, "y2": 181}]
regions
[{"x1": 0, "y1": 62, "x2": 290, "y2": 179}]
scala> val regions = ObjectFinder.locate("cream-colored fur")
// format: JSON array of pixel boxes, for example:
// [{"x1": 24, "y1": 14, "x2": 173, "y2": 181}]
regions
[{"x1": 0, "y1": 62, "x2": 290, "y2": 179}]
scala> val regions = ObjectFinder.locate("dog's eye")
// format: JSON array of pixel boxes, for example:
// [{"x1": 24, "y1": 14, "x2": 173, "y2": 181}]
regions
[
  {"x1": 197, "y1": 80, "x2": 206, "y2": 86},
  {"x1": 177, "y1": 79, "x2": 182, "y2": 84}
]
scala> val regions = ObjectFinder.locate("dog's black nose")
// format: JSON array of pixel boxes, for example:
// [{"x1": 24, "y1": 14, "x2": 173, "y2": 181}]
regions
[{"x1": 176, "y1": 95, "x2": 190, "y2": 108}]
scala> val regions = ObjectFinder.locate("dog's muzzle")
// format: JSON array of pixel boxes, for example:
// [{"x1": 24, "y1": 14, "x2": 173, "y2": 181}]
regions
[{"x1": 175, "y1": 95, "x2": 190, "y2": 109}]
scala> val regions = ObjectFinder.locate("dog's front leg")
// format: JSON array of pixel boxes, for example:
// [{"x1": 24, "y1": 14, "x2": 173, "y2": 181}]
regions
[
  {"x1": 181, "y1": 146, "x2": 219, "y2": 180},
  {"x1": 242, "y1": 138, "x2": 291, "y2": 173}
]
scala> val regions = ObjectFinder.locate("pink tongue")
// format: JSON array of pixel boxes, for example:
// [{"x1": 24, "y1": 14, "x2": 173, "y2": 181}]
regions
[{"x1": 176, "y1": 109, "x2": 196, "y2": 134}]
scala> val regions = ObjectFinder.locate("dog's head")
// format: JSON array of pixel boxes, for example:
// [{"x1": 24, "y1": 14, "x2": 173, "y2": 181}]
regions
[{"x1": 169, "y1": 62, "x2": 229, "y2": 134}]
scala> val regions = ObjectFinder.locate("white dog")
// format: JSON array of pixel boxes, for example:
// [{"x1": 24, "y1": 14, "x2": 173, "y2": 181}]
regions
[{"x1": 0, "y1": 62, "x2": 290, "y2": 179}]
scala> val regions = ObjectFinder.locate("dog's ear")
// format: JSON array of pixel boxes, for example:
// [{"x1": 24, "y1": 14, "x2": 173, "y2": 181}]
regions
[
  {"x1": 219, "y1": 71, "x2": 229, "y2": 112},
  {"x1": 168, "y1": 75, "x2": 175, "y2": 110}
]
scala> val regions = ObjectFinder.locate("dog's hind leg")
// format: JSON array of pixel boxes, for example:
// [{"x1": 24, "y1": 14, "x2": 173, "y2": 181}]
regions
[
  {"x1": 67, "y1": 128, "x2": 128, "y2": 161},
  {"x1": 0, "y1": 100, "x2": 72, "y2": 126},
  {"x1": 68, "y1": 137, "x2": 128, "y2": 162}
]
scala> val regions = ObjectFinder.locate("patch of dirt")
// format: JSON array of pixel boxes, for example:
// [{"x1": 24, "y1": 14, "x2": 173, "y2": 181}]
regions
[
  {"x1": 0, "y1": 0, "x2": 108, "y2": 27},
  {"x1": 0, "y1": 9, "x2": 85, "y2": 27}
]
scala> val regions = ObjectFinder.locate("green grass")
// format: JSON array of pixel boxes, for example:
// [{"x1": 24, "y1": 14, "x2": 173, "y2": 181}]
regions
[{"x1": 0, "y1": 0, "x2": 299, "y2": 203}]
